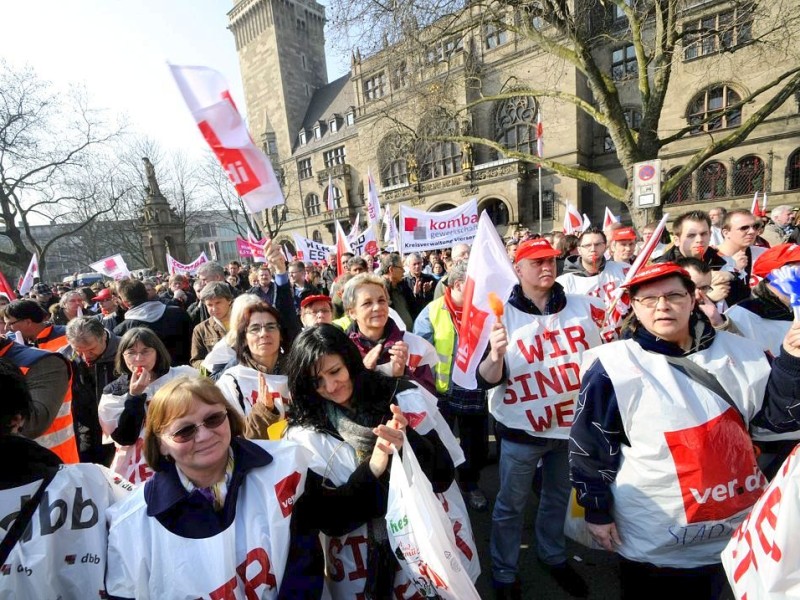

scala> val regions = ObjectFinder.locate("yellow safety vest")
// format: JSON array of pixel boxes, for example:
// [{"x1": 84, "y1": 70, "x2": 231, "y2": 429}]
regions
[{"x1": 427, "y1": 297, "x2": 457, "y2": 394}]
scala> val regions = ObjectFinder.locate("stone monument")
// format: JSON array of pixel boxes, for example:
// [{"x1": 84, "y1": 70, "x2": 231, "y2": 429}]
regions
[{"x1": 139, "y1": 157, "x2": 187, "y2": 272}]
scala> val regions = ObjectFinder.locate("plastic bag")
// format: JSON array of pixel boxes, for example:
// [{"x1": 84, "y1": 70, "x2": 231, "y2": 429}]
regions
[{"x1": 386, "y1": 433, "x2": 481, "y2": 599}]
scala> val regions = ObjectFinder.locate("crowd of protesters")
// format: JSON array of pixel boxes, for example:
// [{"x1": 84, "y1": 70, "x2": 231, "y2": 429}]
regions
[{"x1": 3, "y1": 203, "x2": 800, "y2": 598}]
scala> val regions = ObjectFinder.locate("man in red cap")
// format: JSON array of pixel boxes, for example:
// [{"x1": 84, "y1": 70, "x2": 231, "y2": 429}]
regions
[
  {"x1": 609, "y1": 226, "x2": 637, "y2": 264},
  {"x1": 479, "y1": 237, "x2": 607, "y2": 599},
  {"x1": 570, "y1": 261, "x2": 800, "y2": 598},
  {"x1": 299, "y1": 294, "x2": 333, "y2": 328},
  {"x1": 556, "y1": 227, "x2": 629, "y2": 306}
]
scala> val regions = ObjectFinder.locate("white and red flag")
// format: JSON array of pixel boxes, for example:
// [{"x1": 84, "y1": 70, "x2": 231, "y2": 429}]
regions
[
  {"x1": 366, "y1": 169, "x2": 382, "y2": 226},
  {"x1": 335, "y1": 220, "x2": 353, "y2": 277},
  {"x1": 751, "y1": 191, "x2": 769, "y2": 218},
  {"x1": 19, "y1": 253, "x2": 39, "y2": 296},
  {"x1": 563, "y1": 202, "x2": 583, "y2": 234},
  {"x1": 536, "y1": 111, "x2": 544, "y2": 159},
  {"x1": 327, "y1": 174, "x2": 336, "y2": 212},
  {"x1": 282, "y1": 244, "x2": 294, "y2": 263},
  {"x1": 169, "y1": 65, "x2": 284, "y2": 214},
  {"x1": 603, "y1": 206, "x2": 620, "y2": 230},
  {"x1": 452, "y1": 211, "x2": 518, "y2": 389},
  {"x1": 90, "y1": 254, "x2": 131, "y2": 280},
  {"x1": 581, "y1": 213, "x2": 592, "y2": 232},
  {"x1": 383, "y1": 205, "x2": 399, "y2": 251}
]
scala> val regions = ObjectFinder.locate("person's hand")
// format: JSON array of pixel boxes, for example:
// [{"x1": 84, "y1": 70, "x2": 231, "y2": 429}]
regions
[
  {"x1": 586, "y1": 522, "x2": 621, "y2": 552},
  {"x1": 363, "y1": 343, "x2": 383, "y2": 371},
  {"x1": 414, "y1": 278, "x2": 422, "y2": 295},
  {"x1": 422, "y1": 280, "x2": 433, "y2": 294},
  {"x1": 696, "y1": 289, "x2": 724, "y2": 327},
  {"x1": 731, "y1": 249, "x2": 748, "y2": 272},
  {"x1": 256, "y1": 373, "x2": 274, "y2": 409},
  {"x1": 129, "y1": 366, "x2": 150, "y2": 396},
  {"x1": 265, "y1": 239, "x2": 286, "y2": 274},
  {"x1": 388, "y1": 341, "x2": 409, "y2": 377},
  {"x1": 369, "y1": 404, "x2": 408, "y2": 478},
  {"x1": 707, "y1": 270, "x2": 732, "y2": 302},
  {"x1": 173, "y1": 289, "x2": 186, "y2": 302},
  {"x1": 488, "y1": 322, "x2": 508, "y2": 362},
  {"x1": 782, "y1": 320, "x2": 800, "y2": 358}
]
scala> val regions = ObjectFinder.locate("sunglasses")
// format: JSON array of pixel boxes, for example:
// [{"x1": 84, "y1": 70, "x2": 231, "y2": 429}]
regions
[{"x1": 165, "y1": 411, "x2": 228, "y2": 443}]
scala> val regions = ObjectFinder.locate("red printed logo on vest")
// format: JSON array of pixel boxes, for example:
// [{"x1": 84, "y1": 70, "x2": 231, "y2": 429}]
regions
[
  {"x1": 274, "y1": 471, "x2": 302, "y2": 518},
  {"x1": 404, "y1": 411, "x2": 427, "y2": 429},
  {"x1": 589, "y1": 304, "x2": 605, "y2": 329},
  {"x1": 665, "y1": 408, "x2": 765, "y2": 524}
]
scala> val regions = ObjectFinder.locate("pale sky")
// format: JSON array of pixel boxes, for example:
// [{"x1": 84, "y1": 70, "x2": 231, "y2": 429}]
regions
[{"x1": 0, "y1": 0, "x2": 348, "y2": 157}]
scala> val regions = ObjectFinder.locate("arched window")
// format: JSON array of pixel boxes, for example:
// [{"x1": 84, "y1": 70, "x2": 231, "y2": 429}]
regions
[
  {"x1": 416, "y1": 110, "x2": 462, "y2": 181},
  {"x1": 688, "y1": 85, "x2": 742, "y2": 134},
  {"x1": 495, "y1": 95, "x2": 537, "y2": 156},
  {"x1": 304, "y1": 193, "x2": 321, "y2": 216},
  {"x1": 323, "y1": 185, "x2": 343, "y2": 210},
  {"x1": 698, "y1": 161, "x2": 728, "y2": 199},
  {"x1": 312, "y1": 230, "x2": 322, "y2": 243},
  {"x1": 664, "y1": 167, "x2": 693, "y2": 205},
  {"x1": 787, "y1": 149, "x2": 800, "y2": 190},
  {"x1": 430, "y1": 203, "x2": 458, "y2": 212},
  {"x1": 480, "y1": 198, "x2": 509, "y2": 226},
  {"x1": 378, "y1": 133, "x2": 411, "y2": 187},
  {"x1": 733, "y1": 156, "x2": 764, "y2": 196}
]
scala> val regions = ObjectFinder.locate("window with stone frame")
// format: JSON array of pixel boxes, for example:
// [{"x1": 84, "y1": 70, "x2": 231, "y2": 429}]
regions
[
  {"x1": 664, "y1": 167, "x2": 693, "y2": 205},
  {"x1": 683, "y1": 5, "x2": 753, "y2": 61},
  {"x1": 495, "y1": 95, "x2": 537, "y2": 156},
  {"x1": 788, "y1": 149, "x2": 800, "y2": 191},
  {"x1": 603, "y1": 108, "x2": 641, "y2": 153},
  {"x1": 733, "y1": 155, "x2": 764, "y2": 196},
  {"x1": 298, "y1": 158, "x2": 313, "y2": 180},
  {"x1": 363, "y1": 72, "x2": 387, "y2": 101},
  {"x1": 299, "y1": 130, "x2": 307, "y2": 145},
  {"x1": 481, "y1": 198, "x2": 509, "y2": 226},
  {"x1": 484, "y1": 22, "x2": 509, "y2": 49},
  {"x1": 312, "y1": 230, "x2": 323, "y2": 243},
  {"x1": 611, "y1": 44, "x2": 638, "y2": 81},
  {"x1": 416, "y1": 110, "x2": 462, "y2": 180},
  {"x1": 305, "y1": 193, "x2": 321, "y2": 216},
  {"x1": 688, "y1": 85, "x2": 742, "y2": 135},
  {"x1": 323, "y1": 146, "x2": 346, "y2": 168},
  {"x1": 346, "y1": 109, "x2": 355, "y2": 126},
  {"x1": 698, "y1": 161, "x2": 728, "y2": 200},
  {"x1": 425, "y1": 36, "x2": 463, "y2": 63},
  {"x1": 391, "y1": 61, "x2": 408, "y2": 90},
  {"x1": 378, "y1": 133, "x2": 411, "y2": 187}
]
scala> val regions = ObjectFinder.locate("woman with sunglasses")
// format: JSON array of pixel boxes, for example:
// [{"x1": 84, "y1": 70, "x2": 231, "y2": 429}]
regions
[
  {"x1": 216, "y1": 302, "x2": 290, "y2": 439},
  {"x1": 105, "y1": 376, "x2": 325, "y2": 598},
  {"x1": 98, "y1": 327, "x2": 197, "y2": 485},
  {"x1": 284, "y1": 324, "x2": 462, "y2": 599}
]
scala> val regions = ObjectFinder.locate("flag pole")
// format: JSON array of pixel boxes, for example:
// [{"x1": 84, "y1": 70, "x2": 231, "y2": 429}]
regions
[{"x1": 538, "y1": 165, "x2": 543, "y2": 235}]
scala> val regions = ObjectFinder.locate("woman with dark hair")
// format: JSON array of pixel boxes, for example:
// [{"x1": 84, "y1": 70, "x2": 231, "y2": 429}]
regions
[
  {"x1": 216, "y1": 302, "x2": 290, "y2": 438},
  {"x1": 99, "y1": 327, "x2": 197, "y2": 484},
  {"x1": 105, "y1": 376, "x2": 324, "y2": 599},
  {"x1": 284, "y1": 324, "x2": 461, "y2": 599}
]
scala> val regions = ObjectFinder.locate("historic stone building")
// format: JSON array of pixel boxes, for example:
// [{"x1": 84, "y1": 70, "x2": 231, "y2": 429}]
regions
[{"x1": 227, "y1": 0, "x2": 800, "y2": 244}]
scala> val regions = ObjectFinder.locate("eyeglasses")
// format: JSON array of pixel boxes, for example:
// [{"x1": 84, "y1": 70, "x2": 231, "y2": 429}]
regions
[
  {"x1": 633, "y1": 291, "x2": 690, "y2": 308},
  {"x1": 735, "y1": 224, "x2": 758, "y2": 233},
  {"x1": 579, "y1": 243, "x2": 606, "y2": 249},
  {"x1": 697, "y1": 285, "x2": 713, "y2": 294},
  {"x1": 165, "y1": 411, "x2": 228, "y2": 443},
  {"x1": 304, "y1": 307, "x2": 332, "y2": 315},
  {"x1": 247, "y1": 323, "x2": 280, "y2": 335},
  {"x1": 3, "y1": 319, "x2": 21, "y2": 327},
  {"x1": 123, "y1": 347, "x2": 155, "y2": 359}
]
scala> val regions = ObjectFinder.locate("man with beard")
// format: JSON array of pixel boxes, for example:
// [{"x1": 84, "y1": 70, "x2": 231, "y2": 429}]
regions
[{"x1": 556, "y1": 227, "x2": 629, "y2": 306}]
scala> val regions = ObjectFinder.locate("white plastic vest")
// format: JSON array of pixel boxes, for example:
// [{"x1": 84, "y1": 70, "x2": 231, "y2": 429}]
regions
[
  {"x1": 489, "y1": 296, "x2": 605, "y2": 439},
  {"x1": 583, "y1": 333, "x2": 770, "y2": 568},
  {"x1": 375, "y1": 331, "x2": 440, "y2": 381},
  {"x1": 217, "y1": 366, "x2": 290, "y2": 418},
  {"x1": 105, "y1": 441, "x2": 312, "y2": 599},
  {"x1": 0, "y1": 464, "x2": 132, "y2": 599},
  {"x1": 556, "y1": 261, "x2": 630, "y2": 306},
  {"x1": 98, "y1": 365, "x2": 198, "y2": 485}
]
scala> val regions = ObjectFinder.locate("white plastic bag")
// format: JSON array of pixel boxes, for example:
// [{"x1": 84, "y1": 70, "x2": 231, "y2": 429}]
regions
[{"x1": 386, "y1": 433, "x2": 481, "y2": 599}]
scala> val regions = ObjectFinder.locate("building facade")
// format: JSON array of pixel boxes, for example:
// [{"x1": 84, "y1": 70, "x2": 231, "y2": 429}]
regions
[{"x1": 228, "y1": 0, "x2": 800, "y2": 244}]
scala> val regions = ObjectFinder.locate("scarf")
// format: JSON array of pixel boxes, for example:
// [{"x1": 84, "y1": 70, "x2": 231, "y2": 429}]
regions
[
  {"x1": 443, "y1": 287, "x2": 463, "y2": 330},
  {"x1": 176, "y1": 448, "x2": 235, "y2": 511}
]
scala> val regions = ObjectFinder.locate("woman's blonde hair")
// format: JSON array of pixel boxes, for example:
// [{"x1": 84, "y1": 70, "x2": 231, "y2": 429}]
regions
[
  {"x1": 342, "y1": 273, "x2": 387, "y2": 311},
  {"x1": 143, "y1": 376, "x2": 245, "y2": 470}
]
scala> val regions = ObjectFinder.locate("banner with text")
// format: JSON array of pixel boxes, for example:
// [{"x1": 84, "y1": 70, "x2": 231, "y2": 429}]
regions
[
  {"x1": 236, "y1": 237, "x2": 267, "y2": 262},
  {"x1": 167, "y1": 252, "x2": 209, "y2": 276},
  {"x1": 90, "y1": 254, "x2": 131, "y2": 280},
  {"x1": 348, "y1": 226, "x2": 379, "y2": 256},
  {"x1": 399, "y1": 200, "x2": 479, "y2": 253},
  {"x1": 292, "y1": 234, "x2": 335, "y2": 265}
]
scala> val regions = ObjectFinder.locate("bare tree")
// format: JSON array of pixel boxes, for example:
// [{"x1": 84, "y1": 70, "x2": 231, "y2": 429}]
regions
[
  {"x1": 0, "y1": 61, "x2": 128, "y2": 275},
  {"x1": 326, "y1": 0, "x2": 800, "y2": 225}
]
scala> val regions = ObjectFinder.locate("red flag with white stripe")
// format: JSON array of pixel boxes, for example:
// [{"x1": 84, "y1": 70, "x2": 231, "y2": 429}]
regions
[{"x1": 169, "y1": 65, "x2": 284, "y2": 214}]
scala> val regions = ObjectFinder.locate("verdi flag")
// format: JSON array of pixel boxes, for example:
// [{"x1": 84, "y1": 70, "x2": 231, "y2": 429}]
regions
[
  {"x1": 366, "y1": 169, "x2": 382, "y2": 226},
  {"x1": 19, "y1": 253, "x2": 39, "y2": 296}
]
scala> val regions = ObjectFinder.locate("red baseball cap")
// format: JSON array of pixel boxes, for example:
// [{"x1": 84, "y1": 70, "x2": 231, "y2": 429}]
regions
[
  {"x1": 514, "y1": 239, "x2": 560, "y2": 263},
  {"x1": 622, "y1": 262, "x2": 692, "y2": 289},
  {"x1": 612, "y1": 227, "x2": 637, "y2": 242},
  {"x1": 300, "y1": 294, "x2": 332, "y2": 310},
  {"x1": 753, "y1": 243, "x2": 800, "y2": 278},
  {"x1": 92, "y1": 288, "x2": 113, "y2": 301}
]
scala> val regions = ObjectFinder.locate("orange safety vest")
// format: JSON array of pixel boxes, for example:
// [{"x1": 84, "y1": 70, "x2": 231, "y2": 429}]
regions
[
  {"x1": 33, "y1": 323, "x2": 68, "y2": 352},
  {"x1": 0, "y1": 339, "x2": 79, "y2": 464}
]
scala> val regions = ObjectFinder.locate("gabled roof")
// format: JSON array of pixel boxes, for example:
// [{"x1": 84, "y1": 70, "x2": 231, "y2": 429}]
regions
[{"x1": 294, "y1": 74, "x2": 356, "y2": 153}]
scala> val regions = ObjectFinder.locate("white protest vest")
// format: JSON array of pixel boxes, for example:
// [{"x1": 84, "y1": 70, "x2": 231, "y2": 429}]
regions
[
  {"x1": 217, "y1": 366, "x2": 289, "y2": 419},
  {"x1": 0, "y1": 464, "x2": 132, "y2": 600},
  {"x1": 556, "y1": 261, "x2": 630, "y2": 306},
  {"x1": 284, "y1": 388, "x2": 477, "y2": 599},
  {"x1": 98, "y1": 365, "x2": 198, "y2": 485},
  {"x1": 722, "y1": 443, "x2": 800, "y2": 599},
  {"x1": 375, "y1": 331, "x2": 439, "y2": 381},
  {"x1": 489, "y1": 296, "x2": 605, "y2": 439},
  {"x1": 584, "y1": 334, "x2": 770, "y2": 568},
  {"x1": 105, "y1": 441, "x2": 312, "y2": 599}
]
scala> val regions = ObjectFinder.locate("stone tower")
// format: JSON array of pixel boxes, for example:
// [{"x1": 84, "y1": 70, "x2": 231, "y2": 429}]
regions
[
  {"x1": 228, "y1": 0, "x2": 328, "y2": 160},
  {"x1": 139, "y1": 157, "x2": 187, "y2": 273}
]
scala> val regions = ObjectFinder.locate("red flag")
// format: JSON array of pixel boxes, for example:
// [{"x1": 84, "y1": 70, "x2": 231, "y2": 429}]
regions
[
  {"x1": 751, "y1": 192, "x2": 766, "y2": 218},
  {"x1": 536, "y1": 111, "x2": 544, "y2": 159},
  {"x1": 0, "y1": 270, "x2": 15, "y2": 299},
  {"x1": 334, "y1": 221, "x2": 352, "y2": 278}
]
